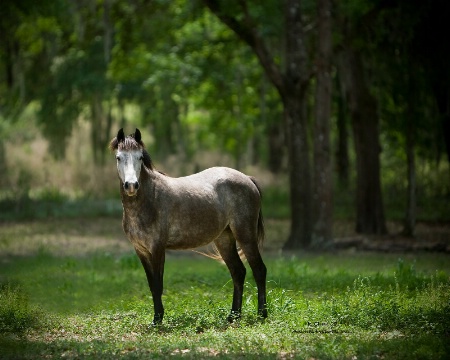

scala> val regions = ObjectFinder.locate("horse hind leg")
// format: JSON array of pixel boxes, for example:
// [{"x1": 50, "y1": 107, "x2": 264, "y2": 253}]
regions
[
  {"x1": 214, "y1": 228, "x2": 246, "y2": 322},
  {"x1": 230, "y1": 224, "x2": 268, "y2": 319}
]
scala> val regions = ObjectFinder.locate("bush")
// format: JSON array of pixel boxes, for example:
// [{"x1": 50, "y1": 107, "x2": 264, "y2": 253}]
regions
[{"x1": 0, "y1": 283, "x2": 43, "y2": 334}]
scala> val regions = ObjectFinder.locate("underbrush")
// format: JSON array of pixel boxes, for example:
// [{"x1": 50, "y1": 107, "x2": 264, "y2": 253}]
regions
[
  {"x1": 1, "y1": 175, "x2": 450, "y2": 223},
  {"x1": 0, "y1": 253, "x2": 449, "y2": 359},
  {"x1": 0, "y1": 195, "x2": 122, "y2": 221},
  {"x1": 0, "y1": 283, "x2": 46, "y2": 335}
]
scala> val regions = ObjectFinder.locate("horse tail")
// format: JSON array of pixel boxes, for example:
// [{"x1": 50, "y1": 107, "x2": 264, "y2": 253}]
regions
[
  {"x1": 249, "y1": 176, "x2": 265, "y2": 251},
  {"x1": 235, "y1": 177, "x2": 265, "y2": 261}
]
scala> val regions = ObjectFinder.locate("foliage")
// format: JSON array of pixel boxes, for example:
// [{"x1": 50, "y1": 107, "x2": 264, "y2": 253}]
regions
[
  {"x1": 0, "y1": 197, "x2": 122, "y2": 221},
  {"x1": 0, "y1": 283, "x2": 44, "y2": 335},
  {"x1": 1, "y1": 0, "x2": 449, "y2": 245}
]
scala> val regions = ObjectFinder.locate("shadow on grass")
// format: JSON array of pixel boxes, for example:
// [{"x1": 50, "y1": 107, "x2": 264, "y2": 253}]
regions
[{"x1": 1, "y1": 329, "x2": 449, "y2": 360}]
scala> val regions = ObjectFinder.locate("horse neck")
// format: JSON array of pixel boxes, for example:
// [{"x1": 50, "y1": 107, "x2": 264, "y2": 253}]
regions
[{"x1": 120, "y1": 166, "x2": 155, "y2": 213}]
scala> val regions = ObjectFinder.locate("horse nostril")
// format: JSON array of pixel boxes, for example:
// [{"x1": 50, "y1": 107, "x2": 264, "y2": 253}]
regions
[
  {"x1": 124, "y1": 181, "x2": 129, "y2": 190},
  {"x1": 135, "y1": 182, "x2": 139, "y2": 190}
]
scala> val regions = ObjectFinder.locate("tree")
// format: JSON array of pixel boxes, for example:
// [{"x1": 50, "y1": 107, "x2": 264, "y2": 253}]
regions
[
  {"x1": 335, "y1": 74, "x2": 350, "y2": 188},
  {"x1": 311, "y1": 0, "x2": 333, "y2": 247},
  {"x1": 336, "y1": 2, "x2": 388, "y2": 235},
  {"x1": 413, "y1": 0, "x2": 450, "y2": 167},
  {"x1": 0, "y1": 0, "x2": 74, "y2": 158},
  {"x1": 337, "y1": 46, "x2": 387, "y2": 235},
  {"x1": 0, "y1": 0, "x2": 66, "y2": 116},
  {"x1": 371, "y1": 0, "x2": 450, "y2": 236},
  {"x1": 204, "y1": 0, "x2": 322, "y2": 248},
  {"x1": 110, "y1": 1, "x2": 269, "y2": 166}
]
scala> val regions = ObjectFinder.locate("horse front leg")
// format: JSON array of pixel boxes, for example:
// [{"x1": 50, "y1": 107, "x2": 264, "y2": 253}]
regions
[{"x1": 136, "y1": 248, "x2": 165, "y2": 325}]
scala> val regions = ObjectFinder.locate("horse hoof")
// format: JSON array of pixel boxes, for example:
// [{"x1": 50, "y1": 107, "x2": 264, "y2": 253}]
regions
[
  {"x1": 151, "y1": 314, "x2": 163, "y2": 326},
  {"x1": 259, "y1": 309, "x2": 268, "y2": 319},
  {"x1": 227, "y1": 311, "x2": 241, "y2": 323}
]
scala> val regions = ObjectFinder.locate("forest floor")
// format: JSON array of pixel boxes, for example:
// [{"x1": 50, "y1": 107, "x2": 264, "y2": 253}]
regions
[{"x1": 331, "y1": 221, "x2": 450, "y2": 253}]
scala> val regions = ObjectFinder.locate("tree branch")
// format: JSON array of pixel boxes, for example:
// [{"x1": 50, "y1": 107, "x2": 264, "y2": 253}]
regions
[{"x1": 202, "y1": 0, "x2": 285, "y2": 97}]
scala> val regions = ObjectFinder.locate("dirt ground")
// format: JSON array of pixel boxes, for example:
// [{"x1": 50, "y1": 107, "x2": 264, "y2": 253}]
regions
[
  {"x1": 331, "y1": 221, "x2": 450, "y2": 253},
  {"x1": 0, "y1": 217, "x2": 449, "y2": 260}
]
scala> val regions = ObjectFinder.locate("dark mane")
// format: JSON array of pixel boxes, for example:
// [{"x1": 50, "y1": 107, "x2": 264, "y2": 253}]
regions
[{"x1": 109, "y1": 131, "x2": 154, "y2": 170}]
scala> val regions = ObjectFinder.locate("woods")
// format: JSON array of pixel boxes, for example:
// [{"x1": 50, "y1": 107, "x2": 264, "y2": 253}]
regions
[{"x1": 1, "y1": 0, "x2": 449, "y2": 249}]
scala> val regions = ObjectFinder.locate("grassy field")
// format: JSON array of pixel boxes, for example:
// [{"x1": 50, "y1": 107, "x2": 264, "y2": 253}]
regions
[{"x1": 0, "y1": 218, "x2": 449, "y2": 359}]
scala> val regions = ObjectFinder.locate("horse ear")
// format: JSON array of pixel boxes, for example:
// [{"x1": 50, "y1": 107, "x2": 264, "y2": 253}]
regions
[
  {"x1": 117, "y1": 128, "x2": 125, "y2": 143},
  {"x1": 134, "y1": 128, "x2": 142, "y2": 143}
]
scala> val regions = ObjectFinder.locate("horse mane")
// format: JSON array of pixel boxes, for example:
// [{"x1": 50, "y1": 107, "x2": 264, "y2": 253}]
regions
[{"x1": 109, "y1": 131, "x2": 155, "y2": 171}]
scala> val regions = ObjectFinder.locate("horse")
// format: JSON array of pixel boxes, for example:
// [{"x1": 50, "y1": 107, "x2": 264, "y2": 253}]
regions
[{"x1": 109, "y1": 128, "x2": 267, "y2": 325}]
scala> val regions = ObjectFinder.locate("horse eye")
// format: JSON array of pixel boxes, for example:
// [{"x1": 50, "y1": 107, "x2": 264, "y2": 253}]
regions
[
  {"x1": 139, "y1": 155, "x2": 144, "y2": 161},
  {"x1": 116, "y1": 156, "x2": 120, "y2": 161}
]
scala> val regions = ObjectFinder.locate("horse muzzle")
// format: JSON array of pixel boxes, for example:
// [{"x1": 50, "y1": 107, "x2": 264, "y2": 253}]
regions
[{"x1": 124, "y1": 181, "x2": 140, "y2": 196}]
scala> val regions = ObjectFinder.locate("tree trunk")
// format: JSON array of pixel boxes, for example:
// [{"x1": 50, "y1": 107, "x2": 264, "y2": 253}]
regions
[
  {"x1": 90, "y1": 95, "x2": 113, "y2": 165},
  {"x1": 103, "y1": 0, "x2": 112, "y2": 64},
  {"x1": 335, "y1": 75, "x2": 350, "y2": 187},
  {"x1": 283, "y1": 95, "x2": 312, "y2": 249},
  {"x1": 338, "y1": 47, "x2": 387, "y2": 235},
  {"x1": 204, "y1": 0, "x2": 313, "y2": 248},
  {"x1": 261, "y1": 75, "x2": 284, "y2": 173},
  {"x1": 432, "y1": 84, "x2": 450, "y2": 165},
  {"x1": 311, "y1": 0, "x2": 333, "y2": 248},
  {"x1": 267, "y1": 121, "x2": 284, "y2": 173},
  {"x1": 0, "y1": 139, "x2": 7, "y2": 188},
  {"x1": 403, "y1": 123, "x2": 416, "y2": 237}
]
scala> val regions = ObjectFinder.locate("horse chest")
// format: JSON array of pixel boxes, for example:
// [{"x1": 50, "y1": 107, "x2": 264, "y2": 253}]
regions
[{"x1": 122, "y1": 215, "x2": 155, "y2": 250}]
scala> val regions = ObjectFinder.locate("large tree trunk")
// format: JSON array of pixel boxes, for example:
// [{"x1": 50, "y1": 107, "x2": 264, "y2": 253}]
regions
[
  {"x1": 282, "y1": 0, "x2": 313, "y2": 249},
  {"x1": 338, "y1": 47, "x2": 387, "y2": 235},
  {"x1": 283, "y1": 95, "x2": 312, "y2": 249},
  {"x1": 204, "y1": 0, "x2": 314, "y2": 249},
  {"x1": 311, "y1": 0, "x2": 333, "y2": 248}
]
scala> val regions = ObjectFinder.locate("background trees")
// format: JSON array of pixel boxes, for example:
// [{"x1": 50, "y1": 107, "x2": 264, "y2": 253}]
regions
[{"x1": 1, "y1": 0, "x2": 449, "y2": 248}]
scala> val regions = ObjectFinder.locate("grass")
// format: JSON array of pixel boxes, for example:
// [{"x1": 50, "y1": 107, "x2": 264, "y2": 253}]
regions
[{"x1": 1, "y1": 225, "x2": 449, "y2": 360}]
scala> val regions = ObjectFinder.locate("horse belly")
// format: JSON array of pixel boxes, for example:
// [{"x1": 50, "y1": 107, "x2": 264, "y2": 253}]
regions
[{"x1": 165, "y1": 209, "x2": 225, "y2": 250}]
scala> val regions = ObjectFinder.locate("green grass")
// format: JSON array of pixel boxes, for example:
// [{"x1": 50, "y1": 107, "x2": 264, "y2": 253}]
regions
[{"x1": 1, "y1": 249, "x2": 449, "y2": 359}]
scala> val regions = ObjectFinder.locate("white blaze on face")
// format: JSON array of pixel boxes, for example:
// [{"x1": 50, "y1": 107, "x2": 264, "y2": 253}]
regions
[{"x1": 116, "y1": 150, "x2": 143, "y2": 195}]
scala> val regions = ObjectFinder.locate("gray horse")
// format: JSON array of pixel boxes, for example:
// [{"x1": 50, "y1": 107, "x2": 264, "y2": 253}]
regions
[{"x1": 110, "y1": 128, "x2": 267, "y2": 324}]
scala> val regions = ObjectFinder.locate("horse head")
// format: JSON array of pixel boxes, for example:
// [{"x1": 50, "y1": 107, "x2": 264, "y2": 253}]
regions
[{"x1": 110, "y1": 128, "x2": 152, "y2": 196}]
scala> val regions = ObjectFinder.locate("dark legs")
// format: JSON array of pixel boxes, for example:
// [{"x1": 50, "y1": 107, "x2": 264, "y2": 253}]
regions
[
  {"x1": 240, "y1": 242, "x2": 268, "y2": 319},
  {"x1": 134, "y1": 226, "x2": 266, "y2": 325},
  {"x1": 215, "y1": 227, "x2": 267, "y2": 322},
  {"x1": 231, "y1": 221, "x2": 268, "y2": 319},
  {"x1": 136, "y1": 248, "x2": 165, "y2": 325},
  {"x1": 214, "y1": 231, "x2": 246, "y2": 322}
]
